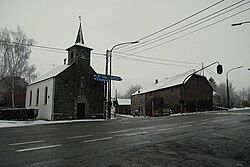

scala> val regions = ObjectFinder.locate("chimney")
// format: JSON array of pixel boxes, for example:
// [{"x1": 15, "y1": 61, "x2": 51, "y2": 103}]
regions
[{"x1": 155, "y1": 79, "x2": 158, "y2": 84}]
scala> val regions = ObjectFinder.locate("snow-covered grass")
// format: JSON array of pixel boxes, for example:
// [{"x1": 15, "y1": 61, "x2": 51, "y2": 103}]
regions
[
  {"x1": 171, "y1": 107, "x2": 250, "y2": 117},
  {"x1": 228, "y1": 107, "x2": 250, "y2": 111},
  {"x1": 0, "y1": 119, "x2": 105, "y2": 128}
]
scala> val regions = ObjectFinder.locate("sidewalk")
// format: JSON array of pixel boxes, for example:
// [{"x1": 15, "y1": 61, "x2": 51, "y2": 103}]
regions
[{"x1": 0, "y1": 119, "x2": 105, "y2": 128}]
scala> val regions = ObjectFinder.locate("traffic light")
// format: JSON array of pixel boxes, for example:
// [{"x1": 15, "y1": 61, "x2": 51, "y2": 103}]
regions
[{"x1": 217, "y1": 64, "x2": 223, "y2": 74}]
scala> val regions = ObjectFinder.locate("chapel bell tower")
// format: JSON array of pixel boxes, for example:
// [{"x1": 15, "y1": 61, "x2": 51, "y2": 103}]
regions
[{"x1": 66, "y1": 17, "x2": 93, "y2": 66}]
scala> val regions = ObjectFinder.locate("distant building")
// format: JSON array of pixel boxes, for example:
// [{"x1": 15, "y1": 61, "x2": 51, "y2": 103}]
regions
[
  {"x1": 25, "y1": 22, "x2": 104, "y2": 120},
  {"x1": 115, "y1": 99, "x2": 131, "y2": 115},
  {"x1": 0, "y1": 76, "x2": 27, "y2": 108},
  {"x1": 131, "y1": 70, "x2": 213, "y2": 116}
]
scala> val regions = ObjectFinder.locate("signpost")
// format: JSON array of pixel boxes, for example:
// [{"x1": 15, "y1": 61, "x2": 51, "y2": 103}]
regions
[{"x1": 94, "y1": 74, "x2": 122, "y2": 82}]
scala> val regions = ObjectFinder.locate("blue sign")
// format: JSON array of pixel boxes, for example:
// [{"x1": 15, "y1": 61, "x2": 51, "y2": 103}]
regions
[{"x1": 94, "y1": 74, "x2": 122, "y2": 82}]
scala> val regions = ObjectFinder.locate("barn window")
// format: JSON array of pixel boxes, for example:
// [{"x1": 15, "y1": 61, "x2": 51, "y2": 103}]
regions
[
  {"x1": 29, "y1": 90, "x2": 32, "y2": 106},
  {"x1": 36, "y1": 88, "x2": 39, "y2": 106},
  {"x1": 44, "y1": 86, "x2": 48, "y2": 105}
]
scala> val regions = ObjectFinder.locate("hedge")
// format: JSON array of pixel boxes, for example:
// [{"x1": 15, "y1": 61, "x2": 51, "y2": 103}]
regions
[{"x1": 0, "y1": 108, "x2": 38, "y2": 120}]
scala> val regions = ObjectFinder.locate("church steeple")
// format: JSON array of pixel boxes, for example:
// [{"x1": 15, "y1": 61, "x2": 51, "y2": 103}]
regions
[
  {"x1": 75, "y1": 16, "x2": 84, "y2": 45},
  {"x1": 66, "y1": 17, "x2": 93, "y2": 66}
]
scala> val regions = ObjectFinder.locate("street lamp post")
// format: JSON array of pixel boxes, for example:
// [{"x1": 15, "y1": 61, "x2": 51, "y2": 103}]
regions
[
  {"x1": 107, "y1": 41, "x2": 139, "y2": 119},
  {"x1": 226, "y1": 66, "x2": 243, "y2": 109}
]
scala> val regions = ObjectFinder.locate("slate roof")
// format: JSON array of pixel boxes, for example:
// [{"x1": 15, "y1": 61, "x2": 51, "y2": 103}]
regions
[
  {"x1": 132, "y1": 69, "x2": 197, "y2": 96},
  {"x1": 29, "y1": 64, "x2": 71, "y2": 85}
]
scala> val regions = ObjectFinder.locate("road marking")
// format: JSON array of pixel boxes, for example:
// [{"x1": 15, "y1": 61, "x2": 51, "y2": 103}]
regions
[
  {"x1": 139, "y1": 126, "x2": 156, "y2": 130},
  {"x1": 121, "y1": 121, "x2": 132, "y2": 124},
  {"x1": 108, "y1": 130, "x2": 129, "y2": 134},
  {"x1": 199, "y1": 122, "x2": 207, "y2": 125},
  {"x1": 157, "y1": 128, "x2": 173, "y2": 132},
  {"x1": 210, "y1": 133, "x2": 232, "y2": 139},
  {"x1": 183, "y1": 121, "x2": 195, "y2": 124},
  {"x1": 211, "y1": 120, "x2": 219, "y2": 123},
  {"x1": 179, "y1": 125, "x2": 192, "y2": 128},
  {"x1": 83, "y1": 137, "x2": 113, "y2": 143},
  {"x1": 41, "y1": 128, "x2": 59, "y2": 131},
  {"x1": 102, "y1": 123, "x2": 114, "y2": 126},
  {"x1": 123, "y1": 132, "x2": 148, "y2": 136},
  {"x1": 67, "y1": 135, "x2": 93, "y2": 139},
  {"x1": 16, "y1": 144, "x2": 61, "y2": 153},
  {"x1": 8, "y1": 140, "x2": 45, "y2": 146},
  {"x1": 138, "y1": 120, "x2": 150, "y2": 123},
  {"x1": 1, "y1": 130, "x2": 24, "y2": 134},
  {"x1": 134, "y1": 141, "x2": 151, "y2": 145}
]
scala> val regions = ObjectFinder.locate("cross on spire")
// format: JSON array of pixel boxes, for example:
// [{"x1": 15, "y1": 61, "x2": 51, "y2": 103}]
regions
[{"x1": 75, "y1": 16, "x2": 84, "y2": 45}]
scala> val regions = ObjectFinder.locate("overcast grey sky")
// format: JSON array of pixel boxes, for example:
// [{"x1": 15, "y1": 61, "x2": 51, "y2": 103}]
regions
[{"x1": 0, "y1": 0, "x2": 249, "y2": 95}]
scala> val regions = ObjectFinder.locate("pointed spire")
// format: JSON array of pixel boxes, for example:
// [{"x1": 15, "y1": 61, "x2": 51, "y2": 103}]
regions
[{"x1": 75, "y1": 16, "x2": 84, "y2": 45}]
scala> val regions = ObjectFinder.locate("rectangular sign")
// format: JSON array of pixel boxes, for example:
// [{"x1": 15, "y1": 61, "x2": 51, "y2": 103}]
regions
[{"x1": 94, "y1": 74, "x2": 122, "y2": 82}]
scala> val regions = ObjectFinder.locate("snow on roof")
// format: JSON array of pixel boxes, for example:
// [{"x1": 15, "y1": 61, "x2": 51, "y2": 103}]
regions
[
  {"x1": 117, "y1": 99, "x2": 131, "y2": 105},
  {"x1": 133, "y1": 69, "x2": 196, "y2": 96},
  {"x1": 30, "y1": 64, "x2": 70, "y2": 85}
]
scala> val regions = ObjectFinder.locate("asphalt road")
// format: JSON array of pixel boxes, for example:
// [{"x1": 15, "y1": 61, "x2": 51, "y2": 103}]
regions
[{"x1": 0, "y1": 109, "x2": 249, "y2": 167}]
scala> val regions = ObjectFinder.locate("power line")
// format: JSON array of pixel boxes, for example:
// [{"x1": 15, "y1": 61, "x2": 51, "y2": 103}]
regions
[
  {"x1": 137, "y1": 0, "x2": 226, "y2": 41},
  {"x1": 0, "y1": 40, "x2": 105, "y2": 56},
  {"x1": 112, "y1": 53, "x2": 197, "y2": 68},
  {"x1": 114, "y1": 51, "x2": 200, "y2": 65},
  {"x1": 133, "y1": 8, "x2": 249, "y2": 54},
  {"x1": 206, "y1": 69, "x2": 250, "y2": 87},
  {"x1": 121, "y1": 0, "x2": 247, "y2": 52},
  {"x1": 116, "y1": 0, "x2": 226, "y2": 50}
]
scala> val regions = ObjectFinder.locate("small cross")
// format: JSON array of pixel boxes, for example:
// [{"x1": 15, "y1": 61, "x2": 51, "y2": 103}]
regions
[{"x1": 79, "y1": 16, "x2": 82, "y2": 23}]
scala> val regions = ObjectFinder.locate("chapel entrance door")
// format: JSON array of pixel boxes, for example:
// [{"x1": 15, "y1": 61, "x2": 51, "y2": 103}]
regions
[{"x1": 77, "y1": 103, "x2": 85, "y2": 119}]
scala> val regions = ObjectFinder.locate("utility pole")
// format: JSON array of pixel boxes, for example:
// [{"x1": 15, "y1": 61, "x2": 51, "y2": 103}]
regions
[
  {"x1": 107, "y1": 41, "x2": 139, "y2": 119},
  {"x1": 226, "y1": 66, "x2": 243, "y2": 109},
  {"x1": 104, "y1": 50, "x2": 109, "y2": 119}
]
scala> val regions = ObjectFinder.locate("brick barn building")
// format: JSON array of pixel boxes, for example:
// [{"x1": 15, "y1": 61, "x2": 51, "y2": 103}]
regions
[
  {"x1": 131, "y1": 70, "x2": 213, "y2": 116},
  {"x1": 115, "y1": 99, "x2": 131, "y2": 115},
  {"x1": 25, "y1": 23, "x2": 104, "y2": 120}
]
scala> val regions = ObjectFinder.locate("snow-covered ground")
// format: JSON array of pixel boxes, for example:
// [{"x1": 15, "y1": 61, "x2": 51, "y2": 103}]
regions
[
  {"x1": 0, "y1": 119, "x2": 105, "y2": 128},
  {"x1": 1, "y1": 108, "x2": 248, "y2": 129}
]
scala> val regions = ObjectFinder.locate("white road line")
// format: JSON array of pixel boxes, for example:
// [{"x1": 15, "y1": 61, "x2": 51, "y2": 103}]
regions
[
  {"x1": 183, "y1": 121, "x2": 196, "y2": 124},
  {"x1": 102, "y1": 123, "x2": 114, "y2": 126},
  {"x1": 163, "y1": 123, "x2": 177, "y2": 127},
  {"x1": 121, "y1": 121, "x2": 132, "y2": 124},
  {"x1": 157, "y1": 128, "x2": 173, "y2": 132},
  {"x1": 108, "y1": 130, "x2": 129, "y2": 134},
  {"x1": 179, "y1": 125, "x2": 192, "y2": 128},
  {"x1": 1, "y1": 130, "x2": 24, "y2": 134},
  {"x1": 41, "y1": 128, "x2": 59, "y2": 131},
  {"x1": 123, "y1": 132, "x2": 148, "y2": 136},
  {"x1": 134, "y1": 141, "x2": 151, "y2": 145},
  {"x1": 83, "y1": 137, "x2": 113, "y2": 143},
  {"x1": 139, "y1": 126, "x2": 156, "y2": 130},
  {"x1": 199, "y1": 122, "x2": 207, "y2": 125},
  {"x1": 67, "y1": 135, "x2": 93, "y2": 139},
  {"x1": 15, "y1": 144, "x2": 61, "y2": 153},
  {"x1": 8, "y1": 140, "x2": 45, "y2": 146}
]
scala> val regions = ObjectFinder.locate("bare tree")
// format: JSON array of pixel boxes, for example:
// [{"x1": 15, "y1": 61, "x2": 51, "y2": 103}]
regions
[
  {"x1": 120, "y1": 84, "x2": 142, "y2": 99},
  {"x1": 0, "y1": 26, "x2": 37, "y2": 107}
]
